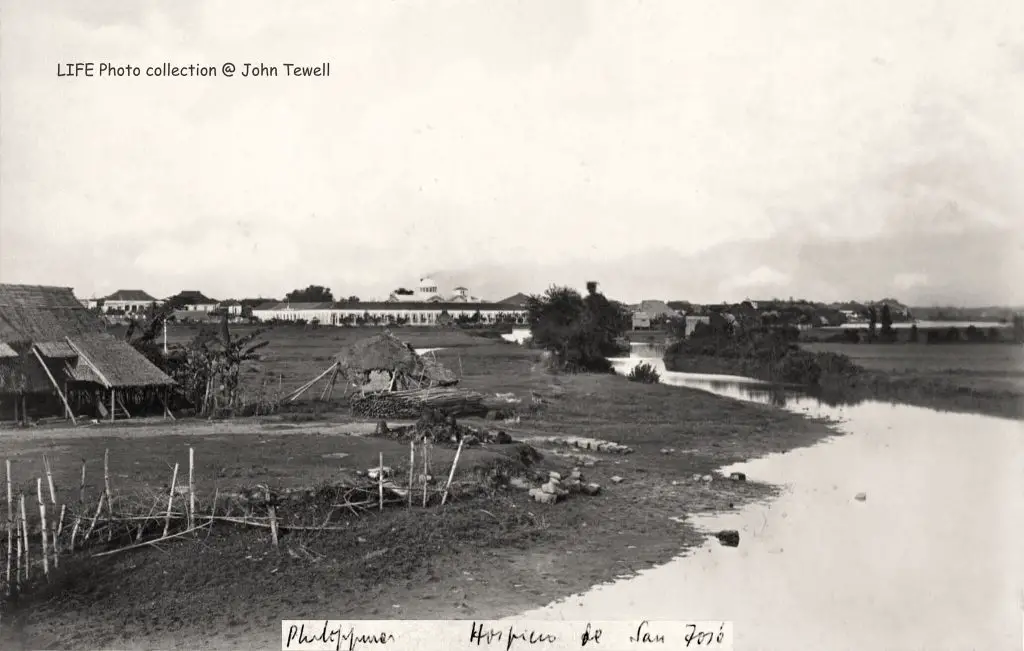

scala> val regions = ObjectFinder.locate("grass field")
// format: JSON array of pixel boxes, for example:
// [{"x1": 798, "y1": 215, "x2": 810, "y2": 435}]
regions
[
  {"x1": 801, "y1": 342, "x2": 1024, "y2": 396},
  {"x1": 0, "y1": 326, "x2": 836, "y2": 650}
]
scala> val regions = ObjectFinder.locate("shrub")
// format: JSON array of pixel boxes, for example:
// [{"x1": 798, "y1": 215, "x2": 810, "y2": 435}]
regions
[{"x1": 627, "y1": 362, "x2": 661, "y2": 384}]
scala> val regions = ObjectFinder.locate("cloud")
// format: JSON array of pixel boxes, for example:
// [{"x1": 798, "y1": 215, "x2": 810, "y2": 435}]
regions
[{"x1": 2, "y1": 0, "x2": 1022, "y2": 305}]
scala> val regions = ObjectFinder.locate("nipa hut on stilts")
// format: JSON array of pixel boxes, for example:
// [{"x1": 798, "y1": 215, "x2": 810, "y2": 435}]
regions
[
  {"x1": 0, "y1": 284, "x2": 176, "y2": 424},
  {"x1": 287, "y1": 330, "x2": 459, "y2": 403}
]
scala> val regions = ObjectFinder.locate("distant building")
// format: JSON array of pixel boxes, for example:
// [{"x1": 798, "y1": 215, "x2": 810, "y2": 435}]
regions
[
  {"x1": 101, "y1": 290, "x2": 158, "y2": 315},
  {"x1": 218, "y1": 299, "x2": 243, "y2": 316},
  {"x1": 498, "y1": 293, "x2": 531, "y2": 309},
  {"x1": 251, "y1": 300, "x2": 527, "y2": 327},
  {"x1": 173, "y1": 290, "x2": 219, "y2": 312},
  {"x1": 388, "y1": 277, "x2": 484, "y2": 304},
  {"x1": 632, "y1": 312, "x2": 652, "y2": 329}
]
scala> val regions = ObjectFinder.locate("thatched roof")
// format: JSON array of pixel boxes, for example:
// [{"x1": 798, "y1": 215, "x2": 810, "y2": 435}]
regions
[
  {"x1": 0, "y1": 284, "x2": 174, "y2": 391},
  {"x1": 333, "y1": 332, "x2": 459, "y2": 388},
  {"x1": 66, "y1": 334, "x2": 174, "y2": 388},
  {"x1": 0, "y1": 284, "x2": 107, "y2": 344},
  {"x1": 334, "y1": 332, "x2": 422, "y2": 375}
]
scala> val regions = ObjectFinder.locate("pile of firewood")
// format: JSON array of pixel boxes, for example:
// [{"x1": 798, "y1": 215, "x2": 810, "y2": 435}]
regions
[{"x1": 350, "y1": 388, "x2": 486, "y2": 419}]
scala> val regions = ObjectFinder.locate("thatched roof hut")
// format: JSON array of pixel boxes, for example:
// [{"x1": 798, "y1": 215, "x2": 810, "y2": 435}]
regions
[
  {"x1": 1, "y1": 284, "x2": 174, "y2": 420},
  {"x1": 333, "y1": 331, "x2": 458, "y2": 391}
]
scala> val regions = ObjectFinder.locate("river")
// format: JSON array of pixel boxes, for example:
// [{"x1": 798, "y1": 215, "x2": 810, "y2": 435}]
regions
[{"x1": 514, "y1": 344, "x2": 1024, "y2": 650}]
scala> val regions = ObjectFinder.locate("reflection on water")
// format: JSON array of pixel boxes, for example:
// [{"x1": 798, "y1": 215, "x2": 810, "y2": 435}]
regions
[{"x1": 517, "y1": 353, "x2": 1024, "y2": 650}]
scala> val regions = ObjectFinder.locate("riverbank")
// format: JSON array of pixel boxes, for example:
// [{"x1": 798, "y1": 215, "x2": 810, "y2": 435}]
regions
[
  {"x1": 663, "y1": 346, "x2": 1024, "y2": 421},
  {"x1": 1, "y1": 344, "x2": 837, "y2": 650}
]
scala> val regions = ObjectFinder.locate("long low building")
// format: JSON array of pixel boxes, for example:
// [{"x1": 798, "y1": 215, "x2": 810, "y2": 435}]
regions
[{"x1": 251, "y1": 301, "x2": 528, "y2": 326}]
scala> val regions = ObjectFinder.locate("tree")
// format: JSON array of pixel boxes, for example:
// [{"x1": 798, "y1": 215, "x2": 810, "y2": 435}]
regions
[
  {"x1": 868, "y1": 306, "x2": 878, "y2": 340},
  {"x1": 345, "y1": 296, "x2": 360, "y2": 304},
  {"x1": 526, "y1": 281, "x2": 628, "y2": 372},
  {"x1": 908, "y1": 324, "x2": 919, "y2": 343},
  {"x1": 285, "y1": 285, "x2": 334, "y2": 303},
  {"x1": 880, "y1": 304, "x2": 894, "y2": 341},
  {"x1": 393, "y1": 288, "x2": 414, "y2": 296}
]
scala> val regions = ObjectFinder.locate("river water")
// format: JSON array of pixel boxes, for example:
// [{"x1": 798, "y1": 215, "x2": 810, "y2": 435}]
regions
[{"x1": 514, "y1": 344, "x2": 1024, "y2": 650}]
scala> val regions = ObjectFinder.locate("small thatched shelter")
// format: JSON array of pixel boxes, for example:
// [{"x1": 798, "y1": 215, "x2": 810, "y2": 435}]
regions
[
  {"x1": 286, "y1": 331, "x2": 458, "y2": 402},
  {"x1": 0, "y1": 284, "x2": 175, "y2": 423}
]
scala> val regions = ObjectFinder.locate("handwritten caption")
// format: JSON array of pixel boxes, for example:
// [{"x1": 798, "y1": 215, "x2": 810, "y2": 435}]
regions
[
  {"x1": 281, "y1": 620, "x2": 733, "y2": 651},
  {"x1": 56, "y1": 62, "x2": 330, "y2": 79}
]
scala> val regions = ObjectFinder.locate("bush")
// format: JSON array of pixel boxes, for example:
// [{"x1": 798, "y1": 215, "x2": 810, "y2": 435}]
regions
[
  {"x1": 525, "y1": 281, "x2": 629, "y2": 373},
  {"x1": 627, "y1": 362, "x2": 661, "y2": 384}
]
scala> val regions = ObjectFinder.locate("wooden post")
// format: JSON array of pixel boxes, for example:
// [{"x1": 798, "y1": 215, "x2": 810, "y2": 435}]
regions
[
  {"x1": 54, "y1": 504, "x2": 65, "y2": 568},
  {"x1": 441, "y1": 438, "x2": 465, "y2": 506},
  {"x1": 103, "y1": 449, "x2": 113, "y2": 524},
  {"x1": 163, "y1": 463, "x2": 179, "y2": 538},
  {"x1": 407, "y1": 441, "x2": 415, "y2": 508},
  {"x1": 79, "y1": 460, "x2": 86, "y2": 506},
  {"x1": 378, "y1": 453, "x2": 384, "y2": 512},
  {"x1": 109, "y1": 389, "x2": 115, "y2": 423},
  {"x1": 15, "y1": 516, "x2": 22, "y2": 592},
  {"x1": 187, "y1": 448, "x2": 195, "y2": 531},
  {"x1": 19, "y1": 494, "x2": 29, "y2": 580},
  {"x1": 37, "y1": 478, "x2": 49, "y2": 578},
  {"x1": 268, "y1": 506, "x2": 279, "y2": 547},
  {"x1": 5, "y1": 460, "x2": 12, "y2": 595},
  {"x1": 44, "y1": 456, "x2": 57, "y2": 506},
  {"x1": 422, "y1": 441, "x2": 429, "y2": 508}
]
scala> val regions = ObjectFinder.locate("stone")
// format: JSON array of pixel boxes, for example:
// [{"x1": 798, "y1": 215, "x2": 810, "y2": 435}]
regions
[
  {"x1": 582, "y1": 483, "x2": 601, "y2": 496},
  {"x1": 569, "y1": 469, "x2": 583, "y2": 481},
  {"x1": 610, "y1": 476, "x2": 624, "y2": 484},
  {"x1": 531, "y1": 489, "x2": 558, "y2": 505},
  {"x1": 729, "y1": 472, "x2": 747, "y2": 482},
  {"x1": 660, "y1": 448, "x2": 671, "y2": 455},
  {"x1": 549, "y1": 472, "x2": 562, "y2": 481},
  {"x1": 701, "y1": 475, "x2": 713, "y2": 483},
  {"x1": 541, "y1": 482, "x2": 559, "y2": 495},
  {"x1": 583, "y1": 460, "x2": 596, "y2": 468},
  {"x1": 509, "y1": 477, "x2": 531, "y2": 490},
  {"x1": 855, "y1": 492, "x2": 867, "y2": 502},
  {"x1": 596, "y1": 443, "x2": 610, "y2": 452},
  {"x1": 691, "y1": 474, "x2": 702, "y2": 482},
  {"x1": 716, "y1": 530, "x2": 740, "y2": 547},
  {"x1": 461, "y1": 435, "x2": 480, "y2": 447},
  {"x1": 367, "y1": 467, "x2": 393, "y2": 480},
  {"x1": 565, "y1": 479, "x2": 583, "y2": 493}
]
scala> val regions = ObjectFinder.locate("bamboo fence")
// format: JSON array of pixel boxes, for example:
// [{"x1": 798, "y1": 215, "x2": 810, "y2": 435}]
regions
[{"x1": 0, "y1": 439, "x2": 473, "y2": 598}]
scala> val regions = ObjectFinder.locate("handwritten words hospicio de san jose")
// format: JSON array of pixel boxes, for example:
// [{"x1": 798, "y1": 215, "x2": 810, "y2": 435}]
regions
[{"x1": 281, "y1": 620, "x2": 733, "y2": 651}]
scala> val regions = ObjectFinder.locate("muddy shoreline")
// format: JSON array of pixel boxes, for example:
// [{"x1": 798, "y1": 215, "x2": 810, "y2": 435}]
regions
[{"x1": 1, "y1": 371, "x2": 839, "y2": 650}]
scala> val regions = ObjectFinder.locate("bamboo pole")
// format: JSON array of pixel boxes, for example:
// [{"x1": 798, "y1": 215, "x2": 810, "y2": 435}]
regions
[
  {"x1": 188, "y1": 448, "x2": 195, "y2": 531},
  {"x1": 5, "y1": 460, "x2": 12, "y2": 596},
  {"x1": 422, "y1": 441, "x2": 429, "y2": 507},
  {"x1": 103, "y1": 449, "x2": 112, "y2": 518},
  {"x1": 37, "y1": 478, "x2": 49, "y2": 578},
  {"x1": 407, "y1": 441, "x2": 415, "y2": 508},
  {"x1": 80, "y1": 460, "x2": 86, "y2": 505},
  {"x1": 267, "y1": 506, "x2": 279, "y2": 547},
  {"x1": 19, "y1": 494, "x2": 29, "y2": 580},
  {"x1": 378, "y1": 454, "x2": 384, "y2": 512},
  {"x1": 93, "y1": 522, "x2": 211, "y2": 558},
  {"x1": 162, "y1": 464, "x2": 179, "y2": 538},
  {"x1": 32, "y1": 348, "x2": 77, "y2": 424},
  {"x1": 69, "y1": 517, "x2": 81, "y2": 552},
  {"x1": 110, "y1": 389, "x2": 115, "y2": 423},
  {"x1": 44, "y1": 456, "x2": 57, "y2": 506},
  {"x1": 15, "y1": 518, "x2": 22, "y2": 591},
  {"x1": 84, "y1": 493, "x2": 104, "y2": 542},
  {"x1": 54, "y1": 504, "x2": 65, "y2": 568},
  {"x1": 441, "y1": 438, "x2": 465, "y2": 506}
]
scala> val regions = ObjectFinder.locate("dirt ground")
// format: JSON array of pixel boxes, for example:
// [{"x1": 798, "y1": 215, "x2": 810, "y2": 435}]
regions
[{"x1": 0, "y1": 333, "x2": 837, "y2": 650}]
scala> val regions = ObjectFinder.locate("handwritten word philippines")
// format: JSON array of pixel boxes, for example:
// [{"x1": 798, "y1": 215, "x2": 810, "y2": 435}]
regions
[{"x1": 281, "y1": 620, "x2": 734, "y2": 651}]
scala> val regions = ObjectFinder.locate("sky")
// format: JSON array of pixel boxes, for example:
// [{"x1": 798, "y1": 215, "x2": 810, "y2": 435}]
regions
[{"x1": 2, "y1": 0, "x2": 1022, "y2": 306}]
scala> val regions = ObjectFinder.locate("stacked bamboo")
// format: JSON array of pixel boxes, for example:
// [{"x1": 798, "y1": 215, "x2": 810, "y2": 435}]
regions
[{"x1": 350, "y1": 388, "x2": 485, "y2": 419}]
